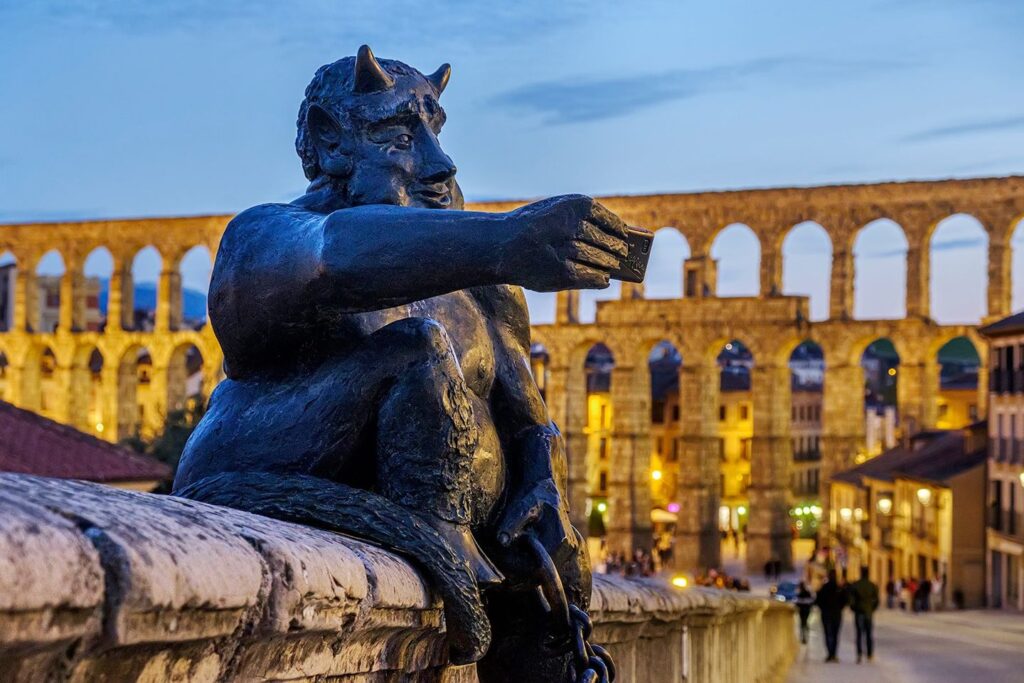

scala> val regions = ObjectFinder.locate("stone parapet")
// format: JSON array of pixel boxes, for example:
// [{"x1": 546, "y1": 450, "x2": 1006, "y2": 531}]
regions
[{"x1": 0, "y1": 474, "x2": 795, "y2": 682}]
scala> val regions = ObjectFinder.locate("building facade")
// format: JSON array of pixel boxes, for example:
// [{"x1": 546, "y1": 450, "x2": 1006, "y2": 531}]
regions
[
  {"x1": 828, "y1": 425, "x2": 988, "y2": 608},
  {"x1": 980, "y1": 313, "x2": 1024, "y2": 610}
]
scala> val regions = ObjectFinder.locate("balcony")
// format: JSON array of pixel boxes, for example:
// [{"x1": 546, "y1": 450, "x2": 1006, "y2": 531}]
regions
[{"x1": 989, "y1": 507, "x2": 1024, "y2": 539}]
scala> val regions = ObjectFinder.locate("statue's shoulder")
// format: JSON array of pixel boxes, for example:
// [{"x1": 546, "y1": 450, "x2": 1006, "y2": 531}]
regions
[
  {"x1": 220, "y1": 203, "x2": 321, "y2": 253},
  {"x1": 227, "y1": 202, "x2": 317, "y2": 233}
]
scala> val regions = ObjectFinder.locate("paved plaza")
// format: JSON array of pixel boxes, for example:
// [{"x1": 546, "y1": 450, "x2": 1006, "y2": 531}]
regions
[{"x1": 787, "y1": 607, "x2": 1024, "y2": 683}]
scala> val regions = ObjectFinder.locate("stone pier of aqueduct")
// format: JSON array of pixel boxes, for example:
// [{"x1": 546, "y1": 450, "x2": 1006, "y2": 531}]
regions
[{"x1": 1, "y1": 176, "x2": 1022, "y2": 573}]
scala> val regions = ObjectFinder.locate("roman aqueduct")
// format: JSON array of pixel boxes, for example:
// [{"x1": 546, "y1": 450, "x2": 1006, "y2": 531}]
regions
[{"x1": 1, "y1": 175, "x2": 1022, "y2": 572}]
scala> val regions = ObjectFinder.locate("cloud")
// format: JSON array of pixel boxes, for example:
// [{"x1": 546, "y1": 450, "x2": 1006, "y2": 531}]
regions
[
  {"x1": 491, "y1": 57, "x2": 909, "y2": 124},
  {"x1": 930, "y1": 237, "x2": 986, "y2": 251},
  {"x1": 950, "y1": 155, "x2": 1024, "y2": 174},
  {"x1": 901, "y1": 115, "x2": 1024, "y2": 143},
  {"x1": 3, "y1": 0, "x2": 590, "y2": 49}
]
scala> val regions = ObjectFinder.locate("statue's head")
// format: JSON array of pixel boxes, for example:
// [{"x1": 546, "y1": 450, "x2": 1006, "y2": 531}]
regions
[{"x1": 296, "y1": 46, "x2": 459, "y2": 209}]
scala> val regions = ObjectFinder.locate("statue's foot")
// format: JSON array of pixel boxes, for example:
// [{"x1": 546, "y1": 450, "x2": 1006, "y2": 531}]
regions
[{"x1": 427, "y1": 518, "x2": 504, "y2": 587}]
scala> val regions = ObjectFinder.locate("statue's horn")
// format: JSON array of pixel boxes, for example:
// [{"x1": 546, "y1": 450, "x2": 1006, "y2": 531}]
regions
[
  {"x1": 426, "y1": 63, "x2": 451, "y2": 96},
  {"x1": 353, "y1": 45, "x2": 394, "y2": 93}
]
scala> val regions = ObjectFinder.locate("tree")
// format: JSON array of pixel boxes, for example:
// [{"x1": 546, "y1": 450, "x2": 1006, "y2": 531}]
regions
[{"x1": 120, "y1": 395, "x2": 206, "y2": 489}]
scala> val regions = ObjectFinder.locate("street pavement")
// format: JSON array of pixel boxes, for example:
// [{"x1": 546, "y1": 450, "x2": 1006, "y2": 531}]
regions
[{"x1": 786, "y1": 607, "x2": 1024, "y2": 683}]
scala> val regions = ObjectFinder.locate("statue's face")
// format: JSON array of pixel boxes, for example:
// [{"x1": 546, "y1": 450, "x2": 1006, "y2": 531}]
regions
[{"x1": 345, "y1": 81, "x2": 456, "y2": 209}]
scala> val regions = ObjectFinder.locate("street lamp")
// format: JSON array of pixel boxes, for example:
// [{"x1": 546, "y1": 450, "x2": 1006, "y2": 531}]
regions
[
  {"x1": 917, "y1": 488, "x2": 932, "y2": 506},
  {"x1": 877, "y1": 497, "x2": 893, "y2": 515}
]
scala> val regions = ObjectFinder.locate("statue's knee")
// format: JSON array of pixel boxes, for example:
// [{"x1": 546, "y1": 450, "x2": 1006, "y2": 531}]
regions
[{"x1": 379, "y1": 316, "x2": 454, "y2": 359}]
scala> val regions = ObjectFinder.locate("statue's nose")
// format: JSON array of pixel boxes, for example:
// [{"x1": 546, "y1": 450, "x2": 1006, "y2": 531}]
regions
[{"x1": 421, "y1": 155, "x2": 457, "y2": 184}]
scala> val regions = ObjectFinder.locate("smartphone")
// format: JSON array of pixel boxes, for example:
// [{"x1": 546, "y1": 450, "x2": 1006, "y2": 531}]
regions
[{"x1": 611, "y1": 226, "x2": 654, "y2": 283}]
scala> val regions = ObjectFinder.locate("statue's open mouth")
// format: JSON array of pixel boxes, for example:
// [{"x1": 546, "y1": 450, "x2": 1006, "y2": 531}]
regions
[{"x1": 413, "y1": 185, "x2": 451, "y2": 208}]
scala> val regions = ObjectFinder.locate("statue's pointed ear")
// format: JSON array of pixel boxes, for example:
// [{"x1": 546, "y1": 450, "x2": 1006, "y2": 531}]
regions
[
  {"x1": 306, "y1": 104, "x2": 351, "y2": 176},
  {"x1": 306, "y1": 104, "x2": 343, "y2": 149},
  {"x1": 426, "y1": 63, "x2": 451, "y2": 96}
]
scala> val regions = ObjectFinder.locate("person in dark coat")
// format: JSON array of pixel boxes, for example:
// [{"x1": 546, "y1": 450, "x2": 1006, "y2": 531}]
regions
[
  {"x1": 815, "y1": 569, "x2": 846, "y2": 662},
  {"x1": 795, "y1": 581, "x2": 814, "y2": 644},
  {"x1": 847, "y1": 567, "x2": 880, "y2": 663}
]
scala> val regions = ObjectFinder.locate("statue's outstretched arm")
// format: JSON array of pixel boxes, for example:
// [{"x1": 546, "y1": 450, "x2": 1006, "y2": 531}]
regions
[
  {"x1": 214, "y1": 195, "x2": 627, "y2": 317},
  {"x1": 174, "y1": 471, "x2": 490, "y2": 665}
]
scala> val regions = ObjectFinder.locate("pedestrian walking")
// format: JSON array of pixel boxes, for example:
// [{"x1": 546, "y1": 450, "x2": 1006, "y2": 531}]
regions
[
  {"x1": 917, "y1": 577, "x2": 932, "y2": 612},
  {"x1": 885, "y1": 579, "x2": 896, "y2": 609},
  {"x1": 847, "y1": 566, "x2": 880, "y2": 663},
  {"x1": 815, "y1": 569, "x2": 846, "y2": 662},
  {"x1": 796, "y1": 581, "x2": 814, "y2": 644}
]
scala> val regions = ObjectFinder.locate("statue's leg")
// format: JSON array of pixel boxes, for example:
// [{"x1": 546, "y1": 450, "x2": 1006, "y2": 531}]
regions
[
  {"x1": 370, "y1": 317, "x2": 502, "y2": 586},
  {"x1": 174, "y1": 317, "x2": 504, "y2": 663}
]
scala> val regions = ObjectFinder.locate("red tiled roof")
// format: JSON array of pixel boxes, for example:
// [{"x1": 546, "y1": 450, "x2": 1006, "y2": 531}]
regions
[{"x1": 0, "y1": 400, "x2": 171, "y2": 483}]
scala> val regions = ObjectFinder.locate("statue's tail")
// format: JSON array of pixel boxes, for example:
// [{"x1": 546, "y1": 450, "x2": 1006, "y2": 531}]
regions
[{"x1": 173, "y1": 471, "x2": 489, "y2": 664}]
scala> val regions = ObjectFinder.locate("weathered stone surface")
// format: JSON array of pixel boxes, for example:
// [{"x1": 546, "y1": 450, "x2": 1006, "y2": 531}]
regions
[
  {"x1": 0, "y1": 474, "x2": 795, "y2": 682},
  {"x1": 0, "y1": 489, "x2": 105, "y2": 683}
]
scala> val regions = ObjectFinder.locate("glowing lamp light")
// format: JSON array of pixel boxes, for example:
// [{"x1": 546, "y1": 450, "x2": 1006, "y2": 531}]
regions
[
  {"x1": 671, "y1": 575, "x2": 689, "y2": 589},
  {"x1": 651, "y1": 469, "x2": 663, "y2": 481},
  {"x1": 95, "y1": 423, "x2": 104, "y2": 433},
  {"x1": 854, "y1": 507, "x2": 864, "y2": 521},
  {"x1": 916, "y1": 488, "x2": 932, "y2": 506},
  {"x1": 810, "y1": 505, "x2": 822, "y2": 518},
  {"x1": 839, "y1": 507, "x2": 853, "y2": 522},
  {"x1": 1019, "y1": 472, "x2": 1024, "y2": 487},
  {"x1": 725, "y1": 343, "x2": 734, "y2": 351},
  {"x1": 737, "y1": 505, "x2": 748, "y2": 515},
  {"x1": 597, "y1": 502, "x2": 608, "y2": 513},
  {"x1": 888, "y1": 367, "x2": 897, "y2": 377},
  {"x1": 667, "y1": 502, "x2": 681, "y2": 514},
  {"x1": 877, "y1": 498, "x2": 893, "y2": 515}
]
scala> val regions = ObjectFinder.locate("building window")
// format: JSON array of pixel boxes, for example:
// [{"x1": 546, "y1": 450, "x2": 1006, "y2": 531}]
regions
[
  {"x1": 740, "y1": 404, "x2": 749, "y2": 421},
  {"x1": 672, "y1": 405, "x2": 680, "y2": 421},
  {"x1": 599, "y1": 438, "x2": 608, "y2": 460},
  {"x1": 719, "y1": 405, "x2": 726, "y2": 421},
  {"x1": 598, "y1": 471, "x2": 608, "y2": 494}
]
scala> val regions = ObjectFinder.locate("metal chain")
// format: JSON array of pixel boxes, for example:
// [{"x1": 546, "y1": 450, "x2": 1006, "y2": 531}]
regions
[{"x1": 524, "y1": 535, "x2": 616, "y2": 683}]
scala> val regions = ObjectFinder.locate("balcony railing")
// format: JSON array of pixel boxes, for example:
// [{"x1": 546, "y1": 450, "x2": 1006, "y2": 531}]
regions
[{"x1": 989, "y1": 507, "x2": 1023, "y2": 538}]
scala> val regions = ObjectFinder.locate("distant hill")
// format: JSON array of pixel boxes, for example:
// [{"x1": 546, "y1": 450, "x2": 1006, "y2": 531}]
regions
[{"x1": 97, "y1": 280, "x2": 207, "y2": 321}]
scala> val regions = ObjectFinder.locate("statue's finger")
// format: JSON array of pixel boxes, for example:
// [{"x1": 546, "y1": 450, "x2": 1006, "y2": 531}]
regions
[
  {"x1": 569, "y1": 241, "x2": 620, "y2": 271},
  {"x1": 578, "y1": 220, "x2": 628, "y2": 258},
  {"x1": 587, "y1": 201, "x2": 628, "y2": 238},
  {"x1": 497, "y1": 501, "x2": 542, "y2": 545},
  {"x1": 566, "y1": 260, "x2": 611, "y2": 289}
]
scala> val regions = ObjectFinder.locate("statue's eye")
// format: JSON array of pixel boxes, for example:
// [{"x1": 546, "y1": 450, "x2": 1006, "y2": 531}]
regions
[{"x1": 395, "y1": 133, "x2": 413, "y2": 148}]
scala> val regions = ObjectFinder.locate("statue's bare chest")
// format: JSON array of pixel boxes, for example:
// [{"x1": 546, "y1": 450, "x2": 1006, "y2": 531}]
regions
[{"x1": 354, "y1": 291, "x2": 497, "y2": 398}]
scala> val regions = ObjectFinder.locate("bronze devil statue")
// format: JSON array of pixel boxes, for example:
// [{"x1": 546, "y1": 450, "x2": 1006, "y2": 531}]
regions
[{"x1": 173, "y1": 46, "x2": 639, "y2": 682}]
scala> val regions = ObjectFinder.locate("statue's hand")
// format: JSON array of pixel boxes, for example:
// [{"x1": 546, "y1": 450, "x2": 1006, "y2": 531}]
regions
[
  {"x1": 506, "y1": 194, "x2": 629, "y2": 292},
  {"x1": 497, "y1": 477, "x2": 577, "y2": 567}
]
